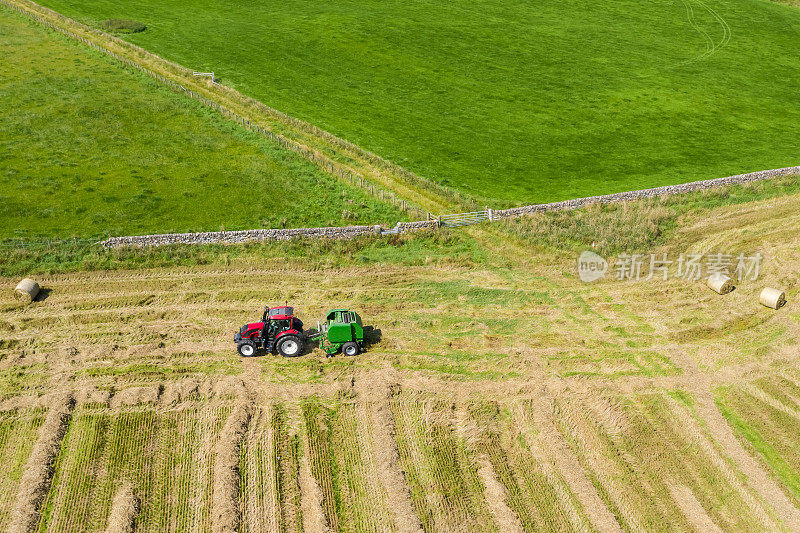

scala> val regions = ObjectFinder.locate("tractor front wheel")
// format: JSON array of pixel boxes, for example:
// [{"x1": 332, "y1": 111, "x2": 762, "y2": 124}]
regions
[
  {"x1": 237, "y1": 340, "x2": 257, "y2": 357},
  {"x1": 277, "y1": 335, "x2": 304, "y2": 357},
  {"x1": 342, "y1": 342, "x2": 360, "y2": 356}
]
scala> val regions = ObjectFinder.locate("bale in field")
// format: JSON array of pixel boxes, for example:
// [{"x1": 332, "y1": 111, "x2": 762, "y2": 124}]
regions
[
  {"x1": 759, "y1": 287, "x2": 786, "y2": 309},
  {"x1": 707, "y1": 274, "x2": 734, "y2": 295},
  {"x1": 14, "y1": 278, "x2": 39, "y2": 303}
]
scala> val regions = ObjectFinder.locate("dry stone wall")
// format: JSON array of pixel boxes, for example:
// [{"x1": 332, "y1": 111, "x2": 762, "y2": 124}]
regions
[
  {"x1": 492, "y1": 166, "x2": 800, "y2": 219},
  {"x1": 100, "y1": 166, "x2": 798, "y2": 248},
  {"x1": 101, "y1": 221, "x2": 440, "y2": 248}
]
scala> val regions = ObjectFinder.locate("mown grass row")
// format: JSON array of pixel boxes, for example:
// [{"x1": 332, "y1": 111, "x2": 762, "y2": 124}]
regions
[
  {"x1": 555, "y1": 392, "x2": 767, "y2": 531},
  {"x1": 0, "y1": 408, "x2": 47, "y2": 530},
  {"x1": 716, "y1": 375, "x2": 800, "y2": 507},
  {"x1": 239, "y1": 404, "x2": 302, "y2": 533},
  {"x1": 34, "y1": 404, "x2": 229, "y2": 532},
  {"x1": 468, "y1": 400, "x2": 575, "y2": 531},
  {"x1": 390, "y1": 396, "x2": 495, "y2": 531}
]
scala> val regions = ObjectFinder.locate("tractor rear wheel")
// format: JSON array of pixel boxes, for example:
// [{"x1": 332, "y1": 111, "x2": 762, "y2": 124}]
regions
[
  {"x1": 277, "y1": 335, "x2": 304, "y2": 357},
  {"x1": 342, "y1": 342, "x2": 360, "y2": 356},
  {"x1": 237, "y1": 340, "x2": 257, "y2": 357}
]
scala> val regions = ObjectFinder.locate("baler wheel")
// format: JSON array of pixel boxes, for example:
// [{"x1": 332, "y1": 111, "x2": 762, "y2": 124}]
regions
[{"x1": 342, "y1": 342, "x2": 360, "y2": 356}]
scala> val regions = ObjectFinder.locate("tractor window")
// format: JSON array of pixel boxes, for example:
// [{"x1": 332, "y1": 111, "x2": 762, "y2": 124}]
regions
[{"x1": 269, "y1": 307, "x2": 293, "y2": 317}]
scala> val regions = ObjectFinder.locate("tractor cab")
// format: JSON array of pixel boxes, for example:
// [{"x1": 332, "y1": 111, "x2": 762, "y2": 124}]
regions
[
  {"x1": 263, "y1": 306, "x2": 294, "y2": 322},
  {"x1": 261, "y1": 306, "x2": 303, "y2": 335}
]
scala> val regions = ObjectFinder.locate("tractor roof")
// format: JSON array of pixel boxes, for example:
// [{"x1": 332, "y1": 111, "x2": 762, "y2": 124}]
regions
[{"x1": 267, "y1": 306, "x2": 293, "y2": 319}]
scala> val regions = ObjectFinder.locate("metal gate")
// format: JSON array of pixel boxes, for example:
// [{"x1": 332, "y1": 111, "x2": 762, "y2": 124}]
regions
[{"x1": 438, "y1": 210, "x2": 490, "y2": 227}]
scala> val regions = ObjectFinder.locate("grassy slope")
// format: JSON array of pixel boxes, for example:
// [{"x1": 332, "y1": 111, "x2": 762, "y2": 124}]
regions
[
  {"x1": 0, "y1": 8, "x2": 400, "y2": 241},
  {"x1": 36, "y1": 0, "x2": 800, "y2": 205}
]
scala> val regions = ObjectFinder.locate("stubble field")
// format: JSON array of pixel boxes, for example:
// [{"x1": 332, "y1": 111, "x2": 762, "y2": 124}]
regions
[{"x1": 2, "y1": 182, "x2": 800, "y2": 531}]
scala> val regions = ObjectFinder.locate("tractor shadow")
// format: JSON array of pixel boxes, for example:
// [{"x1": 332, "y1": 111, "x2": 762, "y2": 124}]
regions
[{"x1": 304, "y1": 328, "x2": 321, "y2": 355}]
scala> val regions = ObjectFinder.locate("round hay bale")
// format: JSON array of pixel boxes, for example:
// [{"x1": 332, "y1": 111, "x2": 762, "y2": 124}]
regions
[
  {"x1": 14, "y1": 278, "x2": 39, "y2": 303},
  {"x1": 759, "y1": 287, "x2": 786, "y2": 309},
  {"x1": 707, "y1": 274, "x2": 734, "y2": 295}
]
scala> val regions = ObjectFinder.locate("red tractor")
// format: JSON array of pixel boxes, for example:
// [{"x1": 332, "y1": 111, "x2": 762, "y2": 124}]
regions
[{"x1": 234, "y1": 305, "x2": 305, "y2": 357}]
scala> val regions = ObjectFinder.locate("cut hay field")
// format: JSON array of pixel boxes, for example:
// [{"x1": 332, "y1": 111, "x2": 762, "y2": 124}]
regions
[
  {"x1": 35, "y1": 0, "x2": 800, "y2": 205},
  {"x1": 0, "y1": 8, "x2": 400, "y2": 241},
  {"x1": 2, "y1": 180, "x2": 800, "y2": 530}
]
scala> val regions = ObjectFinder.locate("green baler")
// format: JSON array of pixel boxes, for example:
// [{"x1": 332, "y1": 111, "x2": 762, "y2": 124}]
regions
[{"x1": 312, "y1": 309, "x2": 364, "y2": 356}]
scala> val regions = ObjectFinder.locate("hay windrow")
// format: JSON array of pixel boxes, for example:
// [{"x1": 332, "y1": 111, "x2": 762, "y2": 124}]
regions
[
  {"x1": 212, "y1": 398, "x2": 252, "y2": 533},
  {"x1": 369, "y1": 385, "x2": 423, "y2": 533},
  {"x1": 162, "y1": 378, "x2": 200, "y2": 404},
  {"x1": 105, "y1": 483, "x2": 139, "y2": 533},
  {"x1": 296, "y1": 404, "x2": 331, "y2": 533},
  {"x1": 8, "y1": 393, "x2": 74, "y2": 533},
  {"x1": 109, "y1": 385, "x2": 160, "y2": 407},
  {"x1": 477, "y1": 457, "x2": 524, "y2": 533},
  {"x1": 667, "y1": 484, "x2": 722, "y2": 533}
]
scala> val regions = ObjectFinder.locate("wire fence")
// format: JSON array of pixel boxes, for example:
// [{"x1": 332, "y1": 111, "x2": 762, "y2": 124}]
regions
[{"x1": 0, "y1": 0, "x2": 437, "y2": 220}]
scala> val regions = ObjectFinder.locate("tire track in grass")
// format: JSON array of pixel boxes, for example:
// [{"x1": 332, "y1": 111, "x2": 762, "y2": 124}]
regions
[
  {"x1": 678, "y1": 0, "x2": 732, "y2": 65},
  {"x1": 680, "y1": 0, "x2": 714, "y2": 55}
]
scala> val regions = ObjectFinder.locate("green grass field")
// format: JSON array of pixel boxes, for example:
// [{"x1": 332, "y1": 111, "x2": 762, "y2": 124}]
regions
[
  {"x1": 0, "y1": 9, "x2": 400, "y2": 241},
  {"x1": 35, "y1": 0, "x2": 800, "y2": 205}
]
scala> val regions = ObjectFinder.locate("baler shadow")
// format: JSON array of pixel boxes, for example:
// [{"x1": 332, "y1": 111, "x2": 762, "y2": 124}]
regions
[{"x1": 363, "y1": 326, "x2": 382, "y2": 348}]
